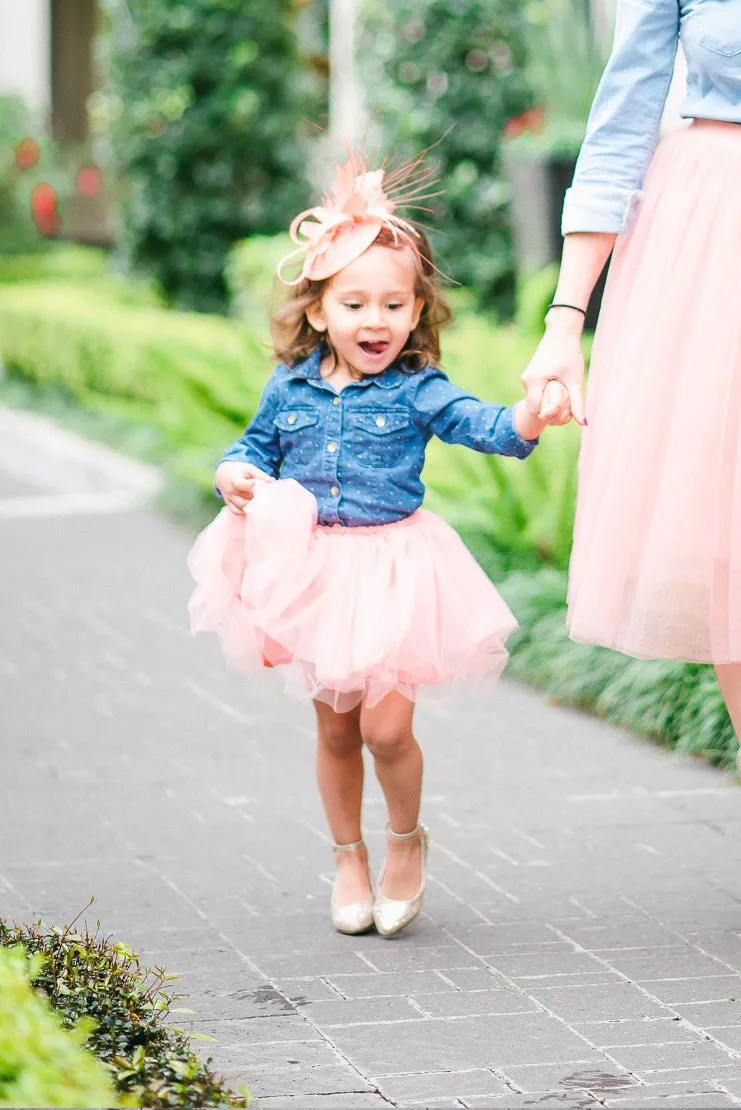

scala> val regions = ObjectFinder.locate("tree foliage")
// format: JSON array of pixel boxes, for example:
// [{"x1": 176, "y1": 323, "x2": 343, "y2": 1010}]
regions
[
  {"x1": 98, "y1": 0, "x2": 318, "y2": 313},
  {"x1": 359, "y1": 0, "x2": 534, "y2": 313}
]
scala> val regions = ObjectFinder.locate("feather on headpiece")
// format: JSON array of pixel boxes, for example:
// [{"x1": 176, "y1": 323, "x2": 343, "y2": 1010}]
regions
[{"x1": 276, "y1": 148, "x2": 441, "y2": 286}]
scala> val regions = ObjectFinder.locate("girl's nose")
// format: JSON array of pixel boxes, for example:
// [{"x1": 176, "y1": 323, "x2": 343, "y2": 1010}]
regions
[{"x1": 364, "y1": 305, "x2": 383, "y2": 327}]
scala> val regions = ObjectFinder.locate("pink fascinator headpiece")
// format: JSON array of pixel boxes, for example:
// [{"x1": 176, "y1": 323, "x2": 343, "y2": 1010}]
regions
[{"x1": 276, "y1": 148, "x2": 441, "y2": 286}]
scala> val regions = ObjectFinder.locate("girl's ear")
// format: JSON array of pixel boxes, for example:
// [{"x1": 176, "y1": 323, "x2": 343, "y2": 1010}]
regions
[
  {"x1": 305, "y1": 300, "x2": 327, "y2": 333},
  {"x1": 411, "y1": 296, "x2": 425, "y2": 331}
]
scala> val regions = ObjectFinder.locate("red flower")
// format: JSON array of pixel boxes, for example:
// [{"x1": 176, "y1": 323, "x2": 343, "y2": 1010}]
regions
[
  {"x1": 15, "y1": 137, "x2": 41, "y2": 171},
  {"x1": 30, "y1": 182, "x2": 61, "y2": 237},
  {"x1": 76, "y1": 165, "x2": 102, "y2": 198},
  {"x1": 503, "y1": 104, "x2": 546, "y2": 140}
]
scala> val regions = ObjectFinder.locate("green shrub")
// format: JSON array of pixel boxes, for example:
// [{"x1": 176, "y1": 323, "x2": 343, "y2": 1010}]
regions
[
  {"x1": 501, "y1": 569, "x2": 736, "y2": 768},
  {"x1": 0, "y1": 281, "x2": 268, "y2": 493},
  {"x1": 97, "y1": 0, "x2": 319, "y2": 313},
  {"x1": 0, "y1": 944, "x2": 122, "y2": 1109},
  {"x1": 358, "y1": 0, "x2": 533, "y2": 313},
  {"x1": 0, "y1": 95, "x2": 73, "y2": 253},
  {"x1": 0, "y1": 245, "x2": 165, "y2": 307},
  {"x1": 0, "y1": 915, "x2": 249, "y2": 1108},
  {"x1": 224, "y1": 233, "x2": 293, "y2": 334}
]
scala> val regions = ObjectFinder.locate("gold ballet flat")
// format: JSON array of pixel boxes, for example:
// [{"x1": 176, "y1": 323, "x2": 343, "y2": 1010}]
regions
[
  {"x1": 331, "y1": 838, "x2": 375, "y2": 936},
  {"x1": 373, "y1": 824, "x2": 429, "y2": 938}
]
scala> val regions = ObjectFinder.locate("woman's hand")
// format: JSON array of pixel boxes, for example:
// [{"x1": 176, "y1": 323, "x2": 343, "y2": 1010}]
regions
[
  {"x1": 521, "y1": 312, "x2": 587, "y2": 427},
  {"x1": 215, "y1": 461, "x2": 275, "y2": 515}
]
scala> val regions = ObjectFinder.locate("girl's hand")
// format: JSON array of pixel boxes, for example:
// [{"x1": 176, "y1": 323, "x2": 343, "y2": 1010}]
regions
[
  {"x1": 514, "y1": 381, "x2": 575, "y2": 441},
  {"x1": 521, "y1": 313, "x2": 587, "y2": 427},
  {"x1": 215, "y1": 461, "x2": 275, "y2": 515}
]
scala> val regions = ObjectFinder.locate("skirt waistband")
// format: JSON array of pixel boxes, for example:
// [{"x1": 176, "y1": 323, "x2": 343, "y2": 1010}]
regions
[{"x1": 316, "y1": 511, "x2": 420, "y2": 535}]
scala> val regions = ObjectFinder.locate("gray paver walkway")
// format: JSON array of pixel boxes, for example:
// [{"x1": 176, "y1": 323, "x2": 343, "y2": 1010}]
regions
[{"x1": 5, "y1": 479, "x2": 741, "y2": 1108}]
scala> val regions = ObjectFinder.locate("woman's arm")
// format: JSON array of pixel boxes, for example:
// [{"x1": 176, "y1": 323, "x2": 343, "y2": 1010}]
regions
[
  {"x1": 562, "y1": 0, "x2": 680, "y2": 235},
  {"x1": 523, "y1": 0, "x2": 680, "y2": 419},
  {"x1": 522, "y1": 232, "x2": 616, "y2": 425}
]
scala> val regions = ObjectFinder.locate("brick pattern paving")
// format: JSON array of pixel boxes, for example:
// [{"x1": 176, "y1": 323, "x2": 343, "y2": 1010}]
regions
[{"x1": 4, "y1": 507, "x2": 741, "y2": 1108}]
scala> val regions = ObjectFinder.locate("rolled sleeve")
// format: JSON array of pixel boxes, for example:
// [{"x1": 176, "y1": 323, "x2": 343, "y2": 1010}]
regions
[
  {"x1": 562, "y1": 0, "x2": 680, "y2": 237},
  {"x1": 414, "y1": 370, "x2": 538, "y2": 459}
]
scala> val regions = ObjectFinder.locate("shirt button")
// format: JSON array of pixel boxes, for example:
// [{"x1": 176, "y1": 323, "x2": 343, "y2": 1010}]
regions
[
  {"x1": 287, "y1": 413, "x2": 297, "y2": 425},
  {"x1": 327, "y1": 441, "x2": 338, "y2": 453},
  {"x1": 330, "y1": 485, "x2": 339, "y2": 496},
  {"x1": 375, "y1": 415, "x2": 386, "y2": 427},
  {"x1": 333, "y1": 396, "x2": 341, "y2": 406}
]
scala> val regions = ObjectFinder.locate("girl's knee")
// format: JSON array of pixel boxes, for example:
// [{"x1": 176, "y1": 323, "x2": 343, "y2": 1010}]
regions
[
  {"x1": 361, "y1": 722, "x2": 413, "y2": 762},
  {"x1": 318, "y1": 712, "x2": 362, "y2": 756}
]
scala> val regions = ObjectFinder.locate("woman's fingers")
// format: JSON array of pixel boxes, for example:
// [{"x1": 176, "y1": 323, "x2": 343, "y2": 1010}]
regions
[
  {"x1": 522, "y1": 371, "x2": 547, "y2": 417},
  {"x1": 567, "y1": 381, "x2": 587, "y2": 426}
]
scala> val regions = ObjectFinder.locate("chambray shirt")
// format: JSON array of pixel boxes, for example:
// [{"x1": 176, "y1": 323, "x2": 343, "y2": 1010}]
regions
[
  {"x1": 562, "y1": 0, "x2": 741, "y2": 235},
  {"x1": 219, "y1": 347, "x2": 536, "y2": 527}
]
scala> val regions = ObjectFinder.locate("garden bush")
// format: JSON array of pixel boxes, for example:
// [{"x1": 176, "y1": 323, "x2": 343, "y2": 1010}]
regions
[
  {"x1": 0, "y1": 280, "x2": 266, "y2": 493},
  {"x1": 0, "y1": 914, "x2": 248, "y2": 1108},
  {"x1": 0, "y1": 94, "x2": 72, "y2": 252},
  {"x1": 501, "y1": 568, "x2": 736, "y2": 767},
  {"x1": 0, "y1": 244, "x2": 165, "y2": 307},
  {"x1": 0, "y1": 944, "x2": 122, "y2": 1109},
  {"x1": 97, "y1": 0, "x2": 319, "y2": 313},
  {"x1": 358, "y1": 0, "x2": 534, "y2": 314}
]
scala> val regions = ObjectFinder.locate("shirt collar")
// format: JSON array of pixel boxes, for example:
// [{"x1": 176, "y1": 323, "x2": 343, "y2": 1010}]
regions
[{"x1": 286, "y1": 346, "x2": 406, "y2": 390}]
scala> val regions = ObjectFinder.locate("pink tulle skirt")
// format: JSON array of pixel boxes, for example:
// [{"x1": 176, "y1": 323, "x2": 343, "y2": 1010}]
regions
[
  {"x1": 188, "y1": 479, "x2": 517, "y2": 711},
  {"x1": 568, "y1": 120, "x2": 741, "y2": 662}
]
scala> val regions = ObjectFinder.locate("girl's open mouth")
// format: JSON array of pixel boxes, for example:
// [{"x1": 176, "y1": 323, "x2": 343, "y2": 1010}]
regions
[{"x1": 359, "y1": 340, "x2": 389, "y2": 357}]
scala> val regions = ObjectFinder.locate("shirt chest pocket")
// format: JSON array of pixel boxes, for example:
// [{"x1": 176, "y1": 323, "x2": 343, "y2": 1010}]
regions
[
  {"x1": 274, "y1": 408, "x2": 319, "y2": 464},
  {"x1": 696, "y1": 3, "x2": 741, "y2": 57},
  {"x1": 349, "y1": 411, "x2": 413, "y2": 469}
]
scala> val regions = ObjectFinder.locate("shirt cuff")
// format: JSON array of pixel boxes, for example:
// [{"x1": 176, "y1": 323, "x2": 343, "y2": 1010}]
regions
[
  {"x1": 498, "y1": 405, "x2": 539, "y2": 459},
  {"x1": 561, "y1": 184, "x2": 642, "y2": 236}
]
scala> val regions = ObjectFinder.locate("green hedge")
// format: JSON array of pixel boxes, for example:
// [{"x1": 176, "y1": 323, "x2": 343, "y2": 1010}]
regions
[
  {"x1": 0, "y1": 945, "x2": 123, "y2": 1109},
  {"x1": 0, "y1": 915, "x2": 248, "y2": 1108},
  {"x1": 500, "y1": 569, "x2": 735, "y2": 767},
  {"x1": 0, "y1": 280, "x2": 266, "y2": 492}
]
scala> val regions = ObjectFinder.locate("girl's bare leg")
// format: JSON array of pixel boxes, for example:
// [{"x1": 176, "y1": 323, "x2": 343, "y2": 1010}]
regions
[
  {"x1": 314, "y1": 700, "x2": 371, "y2": 904},
  {"x1": 360, "y1": 692, "x2": 424, "y2": 900},
  {"x1": 714, "y1": 664, "x2": 741, "y2": 774}
]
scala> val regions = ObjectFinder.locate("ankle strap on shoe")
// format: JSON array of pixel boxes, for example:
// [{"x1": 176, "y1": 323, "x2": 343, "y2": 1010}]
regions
[
  {"x1": 386, "y1": 823, "x2": 421, "y2": 841},
  {"x1": 332, "y1": 838, "x2": 365, "y2": 853}
]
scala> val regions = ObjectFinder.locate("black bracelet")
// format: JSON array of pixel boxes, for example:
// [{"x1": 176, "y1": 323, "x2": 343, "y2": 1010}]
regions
[{"x1": 547, "y1": 302, "x2": 587, "y2": 317}]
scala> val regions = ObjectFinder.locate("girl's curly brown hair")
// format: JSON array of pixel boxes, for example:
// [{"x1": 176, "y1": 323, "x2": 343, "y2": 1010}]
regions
[{"x1": 271, "y1": 227, "x2": 452, "y2": 371}]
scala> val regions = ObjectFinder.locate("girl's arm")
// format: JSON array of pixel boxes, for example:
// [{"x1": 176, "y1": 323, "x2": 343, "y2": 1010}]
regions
[
  {"x1": 219, "y1": 372, "x2": 284, "y2": 477},
  {"x1": 413, "y1": 370, "x2": 541, "y2": 458},
  {"x1": 215, "y1": 372, "x2": 284, "y2": 511}
]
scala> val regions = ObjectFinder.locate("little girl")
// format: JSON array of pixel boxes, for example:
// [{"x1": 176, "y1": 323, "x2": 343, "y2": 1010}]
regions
[{"x1": 188, "y1": 152, "x2": 569, "y2": 938}]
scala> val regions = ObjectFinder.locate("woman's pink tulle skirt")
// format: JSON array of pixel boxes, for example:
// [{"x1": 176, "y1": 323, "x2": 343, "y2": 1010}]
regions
[
  {"x1": 568, "y1": 121, "x2": 741, "y2": 662},
  {"x1": 188, "y1": 479, "x2": 517, "y2": 711}
]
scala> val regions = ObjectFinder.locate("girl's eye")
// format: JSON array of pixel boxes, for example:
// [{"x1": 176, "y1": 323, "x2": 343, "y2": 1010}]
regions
[
  {"x1": 387, "y1": 303, "x2": 403, "y2": 311},
  {"x1": 344, "y1": 303, "x2": 362, "y2": 310}
]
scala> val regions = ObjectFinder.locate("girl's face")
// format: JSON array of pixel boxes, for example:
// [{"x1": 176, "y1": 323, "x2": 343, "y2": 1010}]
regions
[{"x1": 306, "y1": 243, "x2": 425, "y2": 377}]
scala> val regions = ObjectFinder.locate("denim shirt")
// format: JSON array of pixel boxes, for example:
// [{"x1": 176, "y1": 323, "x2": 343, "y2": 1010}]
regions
[
  {"x1": 562, "y1": 0, "x2": 741, "y2": 235},
  {"x1": 219, "y1": 347, "x2": 536, "y2": 528}
]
